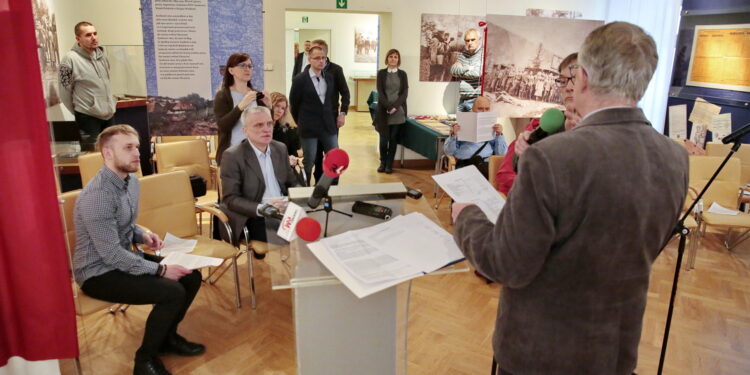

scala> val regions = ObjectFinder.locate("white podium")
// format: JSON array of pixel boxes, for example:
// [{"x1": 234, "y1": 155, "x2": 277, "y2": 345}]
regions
[{"x1": 265, "y1": 184, "x2": 467, "y2": 375}]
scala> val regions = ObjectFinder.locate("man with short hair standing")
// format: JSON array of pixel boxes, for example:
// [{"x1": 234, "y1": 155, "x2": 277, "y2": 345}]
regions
[
  {"x1": 452, "y1": 22, "x2": 688, "y2": 374},
  {"x1": 59, "y1": 22, "x2": 116, "y2": 150},
  {"x1": 74, "y1": 125, "x2": 204, "y2": 375},
  {"x1": 451, "y1": 28, "x2": 483, "y2": 112},
  {"x1": 289, "y1": 45, "x2": 342, "y2": 184},
  {"x1": 292, "y1": 40, "x2": 312, "y2": 78}
]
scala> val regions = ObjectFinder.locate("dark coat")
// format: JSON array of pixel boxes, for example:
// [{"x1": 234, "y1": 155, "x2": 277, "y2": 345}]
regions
[
  {"x1": 219, "y1": 139, "x2": 300, "y2": 244},
  {"x1": 289, "y1": 67, "x2": 338, "y2": 138},
  {"x1": 375, "y1": 68, "x2": 409, "y2": 133},
  {"x1": 292, "y1": 53, "x2": 304, "y2": 78},
  {"x1": 454, "y1": 107, "x2": 688, "y2": 375},
  {"x1": 213, "y1": 86, "x2": 266, "y2": 165},
  {"x1": 300, "y1": 60, "x2": 351, "y2": 115},
  {"x1": 273, "y1": 121, "x2": 301, "y2": 156}
]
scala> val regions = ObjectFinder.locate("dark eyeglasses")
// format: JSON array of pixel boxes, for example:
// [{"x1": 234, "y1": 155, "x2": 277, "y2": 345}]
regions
[
  {"x1": 236, "y1": 63, "x2": 253, "y2": 69},
  {"x1": 554, "y1": 64, "x2": 579, "y2": 87}
]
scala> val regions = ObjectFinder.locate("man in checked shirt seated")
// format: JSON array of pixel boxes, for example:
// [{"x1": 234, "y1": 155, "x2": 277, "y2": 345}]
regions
[{"x1": 72, "y1": 125, "x2": 204, "y2": 375}]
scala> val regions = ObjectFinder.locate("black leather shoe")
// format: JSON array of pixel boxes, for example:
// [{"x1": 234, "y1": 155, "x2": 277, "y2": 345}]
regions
[
  {"x1": 377, "y1": 164, "x2": 386, "y2": 173},
  {"x1": 385, "y1": 166, "x2": 393, "y2": 174},
  {"x1": 133, "y1": 357, "x2": 170, "y2": 375},
  {"x1": 160, "y1": 335, "x2": 206, "y2": 356},
  {"x1": 253, "y1": 251, "x2": 266, "y2": 260}
]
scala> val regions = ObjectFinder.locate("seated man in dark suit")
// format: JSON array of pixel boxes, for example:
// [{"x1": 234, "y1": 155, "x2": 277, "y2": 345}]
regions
[{"x1": 220, "y1": 106, "x2": 302, "y2": 257}]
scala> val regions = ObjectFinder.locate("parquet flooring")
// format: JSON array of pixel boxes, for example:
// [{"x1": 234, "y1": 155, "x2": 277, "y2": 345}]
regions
[{"x1": 60, "y1": 112, "x2": 750, "y2": 374}]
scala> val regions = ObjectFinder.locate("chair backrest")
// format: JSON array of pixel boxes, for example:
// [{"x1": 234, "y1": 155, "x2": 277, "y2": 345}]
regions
[
  {"x1": 488, "y1": 155, "x2": 504, "y2": 189},
  {"x1": 706, "y1": 142, "x2": 750, "y2": 186},
  {"x1": 79, "y1": 152, "x2": 142, "y2": 187},
  {"x1": 689, "y1": 155, "x2": 742, "y2": 209},
  {"x1": 155, "y1": 140, "x2": 211, "y2": 187},
  {"x1": 58, "y1": 190, "x2": 115, "y2": 315},
  {"x1": 138, "y1": 170, "x2": 198, "y2": 238}
]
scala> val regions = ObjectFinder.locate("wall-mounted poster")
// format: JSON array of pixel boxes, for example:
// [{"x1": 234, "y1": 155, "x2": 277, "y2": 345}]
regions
[
  {"x1": 141, "y1": 0, "x2": 264, "y2": 135},
  {"x1": 419, "y1": 13, "x2": 483, "y2": 82},
  {"x1": 355, "y1": 25, "x2": 378, "y2": 63},
  {"x1": 687, "y1": 24, "x2": 750, "y2": 93},
  {"x1": 526, "y1": 8, "x2": 583, "y2": 19},
  {"x1": 484, "y1": 15, "x2": 602, "y2": 118},
  {"x1": 32, "y1": 0, "x2": 61, "y2": 109}
]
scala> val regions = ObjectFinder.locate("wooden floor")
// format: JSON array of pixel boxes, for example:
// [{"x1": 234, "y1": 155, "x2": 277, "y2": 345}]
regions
[{"x1": 60, "y1": 112, "x2": 750, "y2": 375}]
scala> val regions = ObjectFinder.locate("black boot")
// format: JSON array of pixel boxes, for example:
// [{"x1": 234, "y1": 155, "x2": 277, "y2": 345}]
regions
[{"x1": 377, "y1": 163, "x2": 386, "y2": 173}]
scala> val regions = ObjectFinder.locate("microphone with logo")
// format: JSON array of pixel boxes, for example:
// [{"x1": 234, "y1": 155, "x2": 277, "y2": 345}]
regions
[
  {"x1": 512, "y1": 108, "x2": 565, "y2": 172},
  {"x1": 261, "y1": 203, "x2": 322, "y2": 242}
]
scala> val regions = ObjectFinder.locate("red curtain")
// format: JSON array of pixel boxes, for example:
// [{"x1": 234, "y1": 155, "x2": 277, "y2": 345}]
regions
[{"x1": 0, "y1": 0, "x2": 79, "y2": 366}]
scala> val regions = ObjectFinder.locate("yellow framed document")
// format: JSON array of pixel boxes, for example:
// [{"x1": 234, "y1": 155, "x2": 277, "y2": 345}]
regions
[{"x1": 687, "y1": 24, "x2": 750, "y2": 93}]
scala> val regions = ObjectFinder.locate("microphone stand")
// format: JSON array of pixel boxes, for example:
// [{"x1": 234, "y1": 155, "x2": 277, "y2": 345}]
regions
[
  {"x1": 307, "y1": 194, "x2": 352, "y2": 237},
  {"x1": 657, "y1": 140, "x2": 742, "y2": 375}
]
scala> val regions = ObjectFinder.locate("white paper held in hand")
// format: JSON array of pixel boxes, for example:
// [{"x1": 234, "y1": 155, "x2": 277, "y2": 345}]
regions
[
  {"x1": 160, "y1": 252, "x2": 223, "y2": 270},
  {"x1": 160, "y1": 232, "x2": 198, "y2": 255},
  {"x1": 456, "y1": 111, "x2": 498, "y2": 143},
  {"x1": 432, "y1": 165, "x2": 505, "y2": 223}
]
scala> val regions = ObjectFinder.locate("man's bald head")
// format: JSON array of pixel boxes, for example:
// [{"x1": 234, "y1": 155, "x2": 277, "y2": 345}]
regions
[{"x1": 472, "y1": 96, "x2": 491, "y2": 112}]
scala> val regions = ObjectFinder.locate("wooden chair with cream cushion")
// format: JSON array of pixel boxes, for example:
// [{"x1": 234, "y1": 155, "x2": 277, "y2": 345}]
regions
[
  {"x1": 136, "y1": 171, "x2": 247, "y2": 308},
  {"x1": 488, "y1": 155, "x2": 504, "y2": 190},
  {"x1": 705, "y1": 142, "x2": 750, "y2": 186},
  {"x1": 79, "y1": 152, "x2": 142, "y2": 187},
  {"x1": 59, "y1": 190, "x2": 122, "y2": 374},
  {"x1": 155, "y1": 139, "x2": 215, "y2": 190},
  {"x1": 688, "y1": 155, "x2": 750, "y2": 269}
]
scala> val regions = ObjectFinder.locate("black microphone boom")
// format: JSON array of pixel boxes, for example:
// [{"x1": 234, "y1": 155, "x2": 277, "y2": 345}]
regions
[
  {"x1": 722, "y1": 122, "x2": 750, "y2": 144},
  {"x1": 307, "y1": 174, "x2": 335, "y2": 208}
]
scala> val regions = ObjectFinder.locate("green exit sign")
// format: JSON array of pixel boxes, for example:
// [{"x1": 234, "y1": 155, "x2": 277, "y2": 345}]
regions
[
  {"x1": 302, "y1": 16, "x2": 309, "y2": 23},
  {"x1": 336, "y1": 0, "x2": 347, "y2": 9}
]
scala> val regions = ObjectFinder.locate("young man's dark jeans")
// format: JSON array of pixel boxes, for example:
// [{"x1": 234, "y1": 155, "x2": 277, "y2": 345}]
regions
[{"x1": 81, "y1": 254, "x2": 201, "y2": 361}]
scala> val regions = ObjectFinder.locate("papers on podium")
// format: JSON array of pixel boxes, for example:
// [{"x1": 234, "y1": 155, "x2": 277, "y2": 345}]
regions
[
  {"x1": 160, "y1": 252, "x2": 223, "y2": 270},
  {"x1": 455, "y1": 111, "x2": 498, "y2": 142},
  {"x1": 432, "y1": 165, "x2": 506, "y2": 223},
  {"x1": 307, "y1": 212, "x2": 465, "y2": 298}
]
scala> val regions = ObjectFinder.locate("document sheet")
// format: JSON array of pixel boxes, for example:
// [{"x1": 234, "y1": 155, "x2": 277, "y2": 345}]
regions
[
  {"x1": 456, "y1": 111, "x2": 498, "y2": 142},
  {"x1": 690, "y1": 97, "x2": 722, "y2": 126},
  {"x1": 160, "y1": 252, "x2": 223, "y2": 269},
  {"x1": 432, "y1": 165, "x2": 506, "y2": 223},
  {"x1": 711, "y1": 113, "x2": 732, "y2": 142},
  {"x1": 668, "y1": 104, "x2": 688, "y2": 140},
  {"x1": 307, "y1": 212, "x2": 465, "y2": 298},
  {"x1": 160, "y1": 233, "x2": 197, "y2": 255}
]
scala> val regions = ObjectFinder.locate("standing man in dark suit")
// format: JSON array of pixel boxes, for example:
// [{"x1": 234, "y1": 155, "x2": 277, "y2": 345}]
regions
[
  {"x1": 289, "y1": 46, "x2": 342, "y2": 184},
  {"x1": 452, "y1": 22, "x2": 688, "y2": 374},
  {"x1": 220, "y1": 106, "x2": 301, "y2": 255},
  {"x1": 308, "y1": 39, "x2": 350, "y2": 184},
  {"x1": 292, "y1": 40, "x2": 311, "y2": 78}
]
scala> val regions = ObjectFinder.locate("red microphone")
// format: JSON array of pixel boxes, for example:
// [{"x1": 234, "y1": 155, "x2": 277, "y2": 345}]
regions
[
  {"x1": 322, "y1": 148, "x2": 349, "y2": 177},
  {"x1": 295, "y1": 217, "x2": 322, "y2": 241},
  {"x1": 308, "y1": 148, "x2": 349, "y2": 208}
]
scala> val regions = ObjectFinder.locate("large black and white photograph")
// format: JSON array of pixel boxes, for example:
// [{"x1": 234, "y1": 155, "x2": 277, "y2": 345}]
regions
[
  {"x1": 354, "y1": 25, "x2": 378, "y2": 63},
  {"x1": 484, "y1": 15, "x2": 602, "y2": 117},
  {"x1": 526, "y1": 8, "x2": 583, "y2": 19},
  {"x1": 32, "y1": 0, "x2": 61, "y2": 108},
  {"x1": 419, "y1": 13, "x2": 483, "y2": 82}
]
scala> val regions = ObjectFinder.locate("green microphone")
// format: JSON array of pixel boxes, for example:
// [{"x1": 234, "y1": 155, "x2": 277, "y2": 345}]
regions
[{"x1": 513, "y1": 108, "x2": 565, "y2": 172}]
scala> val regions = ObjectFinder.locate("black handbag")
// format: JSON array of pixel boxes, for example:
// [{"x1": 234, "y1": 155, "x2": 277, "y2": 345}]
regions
[
  {"x1": 189, "y1": 174, "x2": 207, "y2": 197},
  {"x1": 455, "y1": 142, "x2": 489, "y2": 177}
]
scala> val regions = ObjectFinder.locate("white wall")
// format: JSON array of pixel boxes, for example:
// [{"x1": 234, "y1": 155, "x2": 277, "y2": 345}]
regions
[
  {"x1": 265, "y1": 0, "x2": 609, "y2": 115},
  {"x1": 284, "y1": 11, "x2": 380, "y2": 96}
]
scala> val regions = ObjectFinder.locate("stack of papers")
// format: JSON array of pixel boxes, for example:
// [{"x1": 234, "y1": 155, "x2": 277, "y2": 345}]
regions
[
  {"x1": 160, "y1": 252, "x2": 223, "y2": 269},
  {"x1": 160, "y1": 233, "x2": 198, "y2": 255},
  {"x1": 308, "y1": 213, "x2": 464, "y2": 298},
  {"x1": 707, "y1": 202, "x2": 740, "y2": 216}
]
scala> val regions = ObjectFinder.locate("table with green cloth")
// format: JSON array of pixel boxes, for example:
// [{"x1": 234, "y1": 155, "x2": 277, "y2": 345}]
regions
[{"x1": 400, "y1": 118, "x2": 451, "y2": 161}]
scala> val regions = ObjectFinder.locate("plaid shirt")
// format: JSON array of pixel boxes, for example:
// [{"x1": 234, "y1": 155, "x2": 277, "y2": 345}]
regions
[{"x1": 72, "y1": 166, "x2": 158, "y2": 285}]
